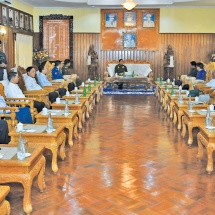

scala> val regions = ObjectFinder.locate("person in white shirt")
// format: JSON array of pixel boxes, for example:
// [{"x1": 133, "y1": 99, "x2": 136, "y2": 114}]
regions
[
  {"x1": 206, "y1": 70, "x2": 215, "y2": 88},
  {"x1": 25, "y1": 67, "x2": 58, "y2": 103},
  {"x1": 6, "y1": 72, "x2": 45, "y2": 113}
]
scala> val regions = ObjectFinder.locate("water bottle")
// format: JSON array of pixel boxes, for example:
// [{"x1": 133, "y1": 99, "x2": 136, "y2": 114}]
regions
[
  {"x1": 165, "y1": 82, "x2": 169, "y2": 91},
  {"x1": 66, "y1": 90, "x2": 70, "y2": 96},
  {"x1": 47, "y1": 111, "x2": 53, "y2": 130},
  {"x1": 64, "y1": 99, "x2": 69, "y2": 116},
  {"x1": 171, "y1": 84, "x2": 174, "y2": 95},
  {"x1": 75, "y1": 91, "x2": 80, "y2": 104},
  {"x1": 98, "y1": 74, "x2": 101, "y2": 82},
  {"x1": 83, "y1": 85, "x2": 87, "y2": 97},
  {"x1": 132, "y1": 71, "x2": 134, "y2": 77},
  {"x1": 205, "y1": 110, "x2": 213, "y2": 126},
  {"x1": 88, "y1": 82, "x2": 91, "y2": 92},
  {"x1": 188, "y1": 95, "x2": 192, "y2": 110},
  {"x1": 178, "y1": 89, "x2": 183, "y2": 103},
  {"x1": 17, "y1": 132, "x2": 26, "y2": 160},
  {"x1": 94, "y1": 77, "x2": 97, "y2": 86}
]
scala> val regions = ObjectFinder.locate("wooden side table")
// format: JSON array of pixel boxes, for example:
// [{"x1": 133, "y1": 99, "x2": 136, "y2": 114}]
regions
[
  {"x1": 9, "y1": 124, "x2": 66, "y2": 173},
  {"x1": 0, "y1": 186, "x2": 10, "y2": 215},
  {"x1": 35, "y1": 110, "x2": 78, "y2": 147},
  {"x1": 0, "y1": 146, "x2": 46, "y2": 215},
  {"x1": 197, "y1": 125, "x2": 215, "y2": 174}
]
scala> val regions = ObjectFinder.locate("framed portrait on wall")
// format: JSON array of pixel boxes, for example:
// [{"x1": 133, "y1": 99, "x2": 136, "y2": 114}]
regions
[
  {"x1": 2, "y1": 6, "x2": 7, "y2": 25},
  {"x1": 8, "y1": 8, "x2": 14, "y2": 27},
  {"x1": 24, "y1": 14, "x2": 29, "y2": 30},
  {"x1": 29, "y1": 16, "x2": 33, "y2": 32},
  {"x1": 124, "y1": 12, "x2": 136, "y2": 27},
  {"x1": 105, "y1": 13, "x2": 117, "y2": 28},
  {"x1": 143, "y1": 13, "x2": 155, "y2": 28},
  {"x1": 124, "y1": 33, "x2": 136, "y2": 48},
  {"x1": 19, "y1": 12, "x2": 24, "y2": 29},
  {"x1": 14, "y1": 10, "x2": 19, "y2": 28}
]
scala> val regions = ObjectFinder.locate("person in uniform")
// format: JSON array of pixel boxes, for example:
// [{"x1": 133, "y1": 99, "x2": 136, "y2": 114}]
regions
[
  {"x1": 143, "y1": 13, "x2": 155, "y2": 27},
  {"x1": 114, "y1": 59, "x2": 128, "y2": 89},
  {"x1": 5, "y1": 72, "x2": 45, "y2": 113},
  {"x1": 52, "y1": 60, "x2": 75, "y2": 91},
  {"x1": 0, "y1": 41, "x2": 7, "y2": 81}
]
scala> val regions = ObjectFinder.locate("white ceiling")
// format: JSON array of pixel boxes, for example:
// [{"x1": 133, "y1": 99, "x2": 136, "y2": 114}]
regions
[{"x1": 18, "y1": 0, "x2": 215, "y2": 8}]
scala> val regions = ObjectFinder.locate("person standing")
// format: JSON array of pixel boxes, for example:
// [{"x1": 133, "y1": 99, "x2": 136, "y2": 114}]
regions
[{"x1": 0, "y1": 41, "x2": 7, "y2": 81}]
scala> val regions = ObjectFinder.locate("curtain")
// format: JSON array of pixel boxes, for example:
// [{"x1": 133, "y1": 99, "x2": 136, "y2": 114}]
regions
[{"x1": 16, "y1": 33, "x2": 33, "y2": 68}]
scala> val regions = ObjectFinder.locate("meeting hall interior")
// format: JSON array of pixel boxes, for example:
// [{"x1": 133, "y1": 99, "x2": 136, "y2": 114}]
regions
[{"x1": 1, "y1": 0, "x2": 215, "y2": 214}]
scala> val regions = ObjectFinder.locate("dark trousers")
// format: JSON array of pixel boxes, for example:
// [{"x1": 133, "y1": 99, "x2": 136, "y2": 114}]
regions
[
  {"x1": 117, "y1": 82, "x2": 123, "y2": 89},
  {"x1": 0, "y1": 69, "x2": 3, "y2": 81},
  {"x1": 34, "y1": 101, "x2": 45, "y2": 113},
  {"x1": 0, "y1": 120, "x2": 10, "y2": 144}
]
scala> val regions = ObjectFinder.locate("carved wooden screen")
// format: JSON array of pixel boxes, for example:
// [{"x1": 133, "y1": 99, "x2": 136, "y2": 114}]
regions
[{"x1": 39, "y1": 14, "x2": 73, "y2": 67}]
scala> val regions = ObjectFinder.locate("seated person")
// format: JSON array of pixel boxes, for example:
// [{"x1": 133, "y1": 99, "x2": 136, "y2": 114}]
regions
[
  {"x1": 62, "y1": 59, "x2": 71, "y2": 76},
  {"x1": 24, "y1": 66, "x2": 58, "y2": 103},
  {"x1": 62, "y1": 59, "x2": 82, "y2": 87},
  {"x1": 0, "y1": 120, "x2": 10, "y2": 144},
  {"x1": 188, "y1": 61, "x2": 198, "y2": 77},
  {"x1": 52, "y1": 60, "x2": 75, "y2": 91},
  {"x1": 114, "y1": 59, "x2": 128, "y2": 89},
  {"x1": 5, "y1": 72, "x2": 45, "y2": 113},
  {"x1": 196, "y1": 62, "x2": 206, "y2": 80},
  {"x1": 0, "y1": 94, "x2": 9, "y2": 114},
  {"x1": 206, "y1": 70, "x2": 215, "y2": 88},
  {"x1": 38, "y1": 64, "x2": 66, "y2": 97},
  {"x1": 52, "y1": 60, "x2": 63, "y2": 80}
]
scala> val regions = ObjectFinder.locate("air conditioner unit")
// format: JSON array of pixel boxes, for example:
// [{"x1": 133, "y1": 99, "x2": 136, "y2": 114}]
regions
[{"x1": 0, "y1": 0, "x2": 12, "y2": 4}]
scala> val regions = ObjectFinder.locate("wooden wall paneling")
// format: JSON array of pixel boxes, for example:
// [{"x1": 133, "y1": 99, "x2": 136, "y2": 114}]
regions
[{"x1": 34, "y1": 32, "x2": 215, "y2": 82}]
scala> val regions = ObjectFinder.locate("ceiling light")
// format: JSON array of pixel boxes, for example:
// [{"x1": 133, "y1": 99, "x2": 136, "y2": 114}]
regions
[{"x1": 121, "y1": 0, "x2": 138, "y2": 11}]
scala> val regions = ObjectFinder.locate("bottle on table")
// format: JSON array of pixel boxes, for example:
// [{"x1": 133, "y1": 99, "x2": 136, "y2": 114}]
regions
[
  {"x1": 88, "y1": 82, "x2": 91, "y2": 92},
  {"x1": 171, "y1": 84, "x2": 174, "y2": 95},
  {"x1": 64, "y1": 99, "x2": 69, "y2": 116},
  {"x1": 205, "y1": 109, "x2": 213, "y2": 126},
  {"x1": 94, "y1": 77, "x2": 97, "y2": 86},
  {"x1": 83, "y1": 85, "x2": 87, "y2": 96},
  {"x1": 17, "y1": 132, "x2": 26, "y2": 161}
]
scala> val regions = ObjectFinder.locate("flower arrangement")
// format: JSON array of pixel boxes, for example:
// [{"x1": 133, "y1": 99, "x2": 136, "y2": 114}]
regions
[{"x1": 33, "y1": 49, "x2": 49, "y2": 63}]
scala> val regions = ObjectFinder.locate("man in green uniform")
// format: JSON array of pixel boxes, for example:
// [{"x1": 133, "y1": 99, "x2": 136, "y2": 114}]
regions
[{"x1": 114, "y1": 59, "x2": 127, "y2": 89}]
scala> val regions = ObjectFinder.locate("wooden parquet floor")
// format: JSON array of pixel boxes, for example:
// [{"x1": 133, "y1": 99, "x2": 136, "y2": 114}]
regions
[{"x1": 6, "y1": 95, "x2": 215, "y2": 215}]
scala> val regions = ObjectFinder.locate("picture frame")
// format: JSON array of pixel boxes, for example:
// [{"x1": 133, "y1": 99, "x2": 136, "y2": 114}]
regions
[
  {"x1": 24, "y1": 14, "x2": 29, "y2": 30},
  {"x1": 8, "y1": 8, "x2": 14, "y2": 27},
  {"x1": 124, "y1": 12, "x2": 136, "y2": 27},
  {"x1": 14, "y1": 10, "x2": 19, "y2": 28},
  {"x1": 123, "y1": 33, "x2": 136, "y2": 48},
  {"x1": 105, "y1": 13, "x2": 117, "y2": 28},
  {"x1": 29, "y1": 16, "x2": 33, "y2": 32},
  {"x1": 143, "y1": 13, "x2": 155, "y2": 28},
  {"x1": 2, "y1": 6, "x2": 7, "y2": 26},
  {"x1": 19, "y1": 12, "x2": 24, "y2": 29}
]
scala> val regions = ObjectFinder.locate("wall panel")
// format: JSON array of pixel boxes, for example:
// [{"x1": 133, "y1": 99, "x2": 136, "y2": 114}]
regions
[{"x1": 34, "y1": 32, "x2": 215, "y2": 82}]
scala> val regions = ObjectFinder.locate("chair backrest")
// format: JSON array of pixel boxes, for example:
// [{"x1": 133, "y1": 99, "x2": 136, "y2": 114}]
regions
[
  {"x1": 0, "y1": 83, "x2": 6, "y2": 98},
  {"x1": 45, "y1": 61, "x2": 54, "y2": 81},
  {"x1": 17, "y1": 66, "x2": 27, "y2": 91},
  {"x1": 16, "y1": 107, "x2": 33, "y2": 124}
]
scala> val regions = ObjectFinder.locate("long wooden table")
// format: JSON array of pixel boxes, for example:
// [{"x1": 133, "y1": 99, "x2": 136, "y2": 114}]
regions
[
  {"x1": 51, "y1": 100, "x2": 88, "y2": 130},
  {"x1": 35, "y1": 110, "x2": 78, "y2": 147},
  {"x1": 9, "y1": 124, "x2": 66, "y2": 173},
  {"x1": 0, "y1": 146, "x2": 45, "y2": 214},
  {"x1": 197, "y1": 124, "x2": 215, "y2": 174}
]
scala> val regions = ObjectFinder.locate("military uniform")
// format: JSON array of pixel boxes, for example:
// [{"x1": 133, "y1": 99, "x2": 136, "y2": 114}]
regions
[
  {"x1": 114, "y1": 64, "x2": 128, "y2": 76},
  {"x1": 114, "y1": 64, "x2": 127, "y2": 89}
]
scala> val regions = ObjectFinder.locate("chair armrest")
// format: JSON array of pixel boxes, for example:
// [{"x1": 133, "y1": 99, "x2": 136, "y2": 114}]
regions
[{"x1": 0, "y1": 107, "x2": 18, "y2": 128}]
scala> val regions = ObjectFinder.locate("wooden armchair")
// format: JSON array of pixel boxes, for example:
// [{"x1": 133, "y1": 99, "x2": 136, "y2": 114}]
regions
[
  {"x1": 0, "y1": 83, "x2": 37, "y2": 121},
  {"x1": 17, "y1": 66, "x2": 50, "y2": 108},
  {"x1": 0, "y1": 186, "x2": 10, "y2": 215},
  {"x1": 0, "y1": 106, "x2": 18, "y2": 130}
]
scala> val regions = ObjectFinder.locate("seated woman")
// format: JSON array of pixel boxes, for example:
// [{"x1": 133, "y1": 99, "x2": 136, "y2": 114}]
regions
[{"x1": 196, "y1": 62, "x2": 206, "y2": 80}]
